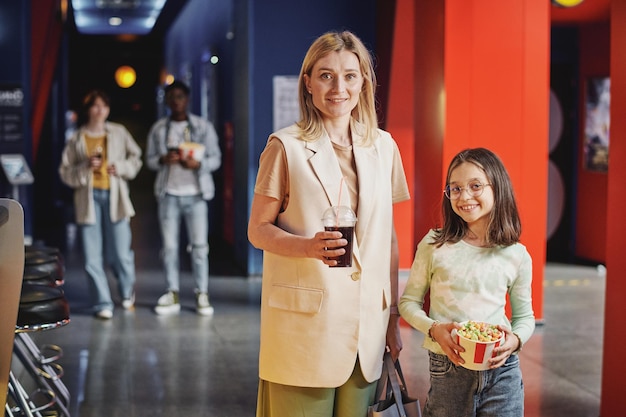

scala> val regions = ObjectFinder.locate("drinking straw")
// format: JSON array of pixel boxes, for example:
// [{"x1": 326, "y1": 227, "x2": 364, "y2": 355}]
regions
[{"x1": 335, "y1": 177, "x2": 345, "y2": 227}]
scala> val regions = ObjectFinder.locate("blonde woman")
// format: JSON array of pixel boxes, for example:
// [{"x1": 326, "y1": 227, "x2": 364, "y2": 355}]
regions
[{"x1": 248, "y1": 31, "x2": 410, "y2": 417}]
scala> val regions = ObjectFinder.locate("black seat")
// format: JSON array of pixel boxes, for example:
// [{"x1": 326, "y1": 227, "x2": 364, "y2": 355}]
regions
[
  {"x1": 25, "y1": 244, "x2": 65, "y2": 266},
  {"x1": 16, "y1": 283, "x2": 70, "y2": 332},
  {"x1": 24, "y1": 251, "x2": 64, "y2": 286},
  {"x1": 23, "y1": 269, "x2": 58, "y2": 287}
]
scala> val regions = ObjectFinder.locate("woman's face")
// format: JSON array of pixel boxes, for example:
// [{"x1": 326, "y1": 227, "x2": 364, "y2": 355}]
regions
[
  {"x1": 304, "y1": 50, "x2": 363, "y2": 122},
  {"x1": 88, "y1": 97, "x2": 110, "y2": 124},
  {"x1": 447, "y1": 162, "x2": 494, "y2": 229}
]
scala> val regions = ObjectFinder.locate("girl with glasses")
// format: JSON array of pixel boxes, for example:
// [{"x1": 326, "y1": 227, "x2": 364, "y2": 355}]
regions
[{"x1": 399, "y1": 147, "x2": 535, "y2": 417}]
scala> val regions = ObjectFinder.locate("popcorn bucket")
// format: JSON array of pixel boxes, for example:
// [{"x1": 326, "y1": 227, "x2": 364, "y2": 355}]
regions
[
  {"x1": 178, "y1": 142, "x2": 205, "y2": 161},
  {"x1": 454, "y1": 321, "x2": 505, "y2": 371}
]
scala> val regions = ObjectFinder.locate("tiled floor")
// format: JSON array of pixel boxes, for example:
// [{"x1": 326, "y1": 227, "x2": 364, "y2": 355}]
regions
[
  {"x1": 13, "y1": 254, "x2": 604, "y2": 416},
  {"x1": 1, "y1": 93, "x2": 609, "y2": 417},
  {"x1": 9, "y1": 174, "x2": 605, "y2": 417}
]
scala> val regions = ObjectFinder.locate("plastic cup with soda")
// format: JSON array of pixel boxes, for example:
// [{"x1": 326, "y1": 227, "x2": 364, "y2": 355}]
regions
[{"x1": 322, "y1": 206, "x2": 356, "y2": 267}]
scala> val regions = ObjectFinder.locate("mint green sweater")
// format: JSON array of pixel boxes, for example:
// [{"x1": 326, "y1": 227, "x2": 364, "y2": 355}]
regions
[{"x1": 399, "y1": 229, "x2": 535, "y2": 355}]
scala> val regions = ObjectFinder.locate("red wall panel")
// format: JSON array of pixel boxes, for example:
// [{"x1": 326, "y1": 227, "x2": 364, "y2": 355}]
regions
[{"x1": 575, "y1": 23, "x2": 610, "y2": 263}]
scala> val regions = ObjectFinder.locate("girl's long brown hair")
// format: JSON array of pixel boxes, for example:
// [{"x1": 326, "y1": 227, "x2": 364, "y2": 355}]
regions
[{"x1": 432, "y1": 148, "x2": 522, "y2": 248}]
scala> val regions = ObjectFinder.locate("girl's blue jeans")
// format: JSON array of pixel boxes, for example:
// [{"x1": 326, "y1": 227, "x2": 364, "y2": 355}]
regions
[{"x1": 423, "y1": 352, "x2": 524, "y2": 417}]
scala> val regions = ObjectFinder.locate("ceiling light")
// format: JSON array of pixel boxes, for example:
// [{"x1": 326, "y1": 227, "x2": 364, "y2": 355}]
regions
[
  {"x1": 97, "y1": 0, "x2": 139, "y2": 9},
  {"x1": 551, "y1": 0, "x2": 584, "y2": 7},
  {"x1": 115, "y1": 66, "x2": 136, "y2": 88},
  {"x1": 109, "y1": 16, "x2": 122, "y2": 26}
]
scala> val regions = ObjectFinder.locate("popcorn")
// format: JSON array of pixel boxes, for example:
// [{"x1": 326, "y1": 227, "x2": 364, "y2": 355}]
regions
[{"x1": 457, "y1": 320, "x2": 503, "y2": 342}]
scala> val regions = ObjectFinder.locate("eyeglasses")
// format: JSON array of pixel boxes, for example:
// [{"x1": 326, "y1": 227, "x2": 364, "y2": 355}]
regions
[{"x1": 444, "y1": 181, "x2": 491, "y2": 200}]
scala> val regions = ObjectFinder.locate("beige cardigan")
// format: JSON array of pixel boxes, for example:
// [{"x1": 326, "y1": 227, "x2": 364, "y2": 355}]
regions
[
  {"x1": 59, "y1": 122, "x2": 142, "y2": 224},
  {"x1": 257, "y1": 124, "x2": 409, "y2": 387}
]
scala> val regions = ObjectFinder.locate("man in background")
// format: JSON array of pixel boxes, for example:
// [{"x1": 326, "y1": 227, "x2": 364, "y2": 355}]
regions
[{"x1": 145, "y1": 80, "x2": 221, "y2": 316}]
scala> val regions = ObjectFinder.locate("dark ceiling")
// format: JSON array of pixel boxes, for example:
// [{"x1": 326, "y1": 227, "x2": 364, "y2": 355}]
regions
[
  {"x1": 69, "y1": 0, "x2": 610, "y2": 36},
  {"x1": 70, "y1": 0, "x2": 189, "y2": 36}
]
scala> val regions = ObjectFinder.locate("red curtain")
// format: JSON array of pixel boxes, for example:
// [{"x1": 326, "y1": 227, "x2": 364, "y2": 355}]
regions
[{"x1": 30, "y1": 0, "x2": 63, "y2": 161}]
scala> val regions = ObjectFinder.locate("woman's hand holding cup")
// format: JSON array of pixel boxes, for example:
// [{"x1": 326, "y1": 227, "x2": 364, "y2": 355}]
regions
[
  {"x1": 90, "y1": 146, "x2": 103, "y2": 170},
  {"x1": 315, "y1": 230, "x2": 348, "y2": 267}
]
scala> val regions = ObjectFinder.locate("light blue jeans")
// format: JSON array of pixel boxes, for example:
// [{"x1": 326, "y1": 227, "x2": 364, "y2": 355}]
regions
[
  {"x1": 423, "y1": 352, "x2": 523, "y2": 417},
  {"x1": 80, "y1": 189, "x2": 136, "y2": 313},
  {"x1": 157, "y1": 194, "x2": 209, "y2": 293}
]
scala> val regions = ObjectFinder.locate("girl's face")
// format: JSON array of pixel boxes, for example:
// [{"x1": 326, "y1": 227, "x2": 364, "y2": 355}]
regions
[
  {"x1": 304, "y1": 50, "x2": 363, "y2": 123},
  {"x1": 88, "y1": 97, "x2": 110, "y2": 124},
  {"x1": 447, "y1": 162, "x2": 494, "y2": 230}
]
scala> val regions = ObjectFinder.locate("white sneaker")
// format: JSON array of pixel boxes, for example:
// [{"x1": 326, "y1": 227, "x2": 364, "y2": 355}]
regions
[
  {"x1": 95, "y1": 309, "x2": 113, "y2": 320},
  {"x1": 195, "y1": 290, "x2": 214, "y2": 316},
  {"x1": 122, "y1": 292, "x2": 135, "y2": 310},
  {"x1": 155, "y1": 291, "x2": 181, "y2": 315}
]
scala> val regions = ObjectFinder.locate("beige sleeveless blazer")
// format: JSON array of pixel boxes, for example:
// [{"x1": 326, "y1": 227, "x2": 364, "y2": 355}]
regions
[{"x1": 258, "y1": 124, "x2": 402, "y2": 387}]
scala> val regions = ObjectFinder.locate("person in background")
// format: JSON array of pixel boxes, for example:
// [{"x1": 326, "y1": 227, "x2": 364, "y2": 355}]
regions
[
  {"x1": 145, "y1": 80, "x2": 222, "y2": 316},
  {"x1": 399, "y1": 147, "x2": 535, "y2": 417},
  {"x1": 248, "y1": 31, "x2": 410, "y2": 417},
  {"x1": 59, "y1": 89, "x2": 142, "y2": 319}
]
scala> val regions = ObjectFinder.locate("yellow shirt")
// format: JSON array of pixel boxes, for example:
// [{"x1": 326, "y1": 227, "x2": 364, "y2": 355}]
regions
[{"x1": 85, "y1": 134, "x2": 109, "y2": 190}]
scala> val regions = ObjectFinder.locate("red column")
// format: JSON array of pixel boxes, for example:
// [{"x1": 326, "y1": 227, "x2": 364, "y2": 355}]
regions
[
  {"x1": 601, "y1": 1, "x2": 626, "y2": 414},
  {"x1": 389, "y1": 1, "x2": 548, "y2": 319},
  {"x1": 412, "y1": 0, "x2": 446, "y2": 243},
  {"x1": 444, "y1": 1, "x2": 549, "y2": 322},
  {"x1": 386, "y1": 0, "x2": 416, "y2": 268}
]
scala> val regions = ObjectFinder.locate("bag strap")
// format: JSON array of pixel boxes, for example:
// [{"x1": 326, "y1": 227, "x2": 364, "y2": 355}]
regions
[
  {"x1": 375, "y1": 351, "x2": 398, "y2": 401},
  {"x1": 384, "y1": 352, "x2": 407, "y2": 417},
  {"x1": 374, "y1": 355, "x2": 389, "y2": 401},
  {"x1": 394, "y1": 357, "x2": 410, "y2": 394}
]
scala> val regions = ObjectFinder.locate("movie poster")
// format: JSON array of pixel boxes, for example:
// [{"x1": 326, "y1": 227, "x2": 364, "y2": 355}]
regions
[{"x1": 584, "y1": 77, "x2": 610, "y2": 172}]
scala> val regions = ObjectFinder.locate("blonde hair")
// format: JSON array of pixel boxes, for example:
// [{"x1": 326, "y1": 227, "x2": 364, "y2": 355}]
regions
[{"x1": 296, "y1": 31, "x2": 378, "y2": 145}]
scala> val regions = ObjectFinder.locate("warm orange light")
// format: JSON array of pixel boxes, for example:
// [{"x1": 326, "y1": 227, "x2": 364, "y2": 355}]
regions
[{"x1": 115, "y1": 66, "x2": 136, "y2": 88}]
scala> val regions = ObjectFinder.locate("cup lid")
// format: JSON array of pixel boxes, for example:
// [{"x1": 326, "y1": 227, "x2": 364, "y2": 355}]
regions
[{"x1": 322, "y1": 206, "x2": 356, "y2": 225}]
